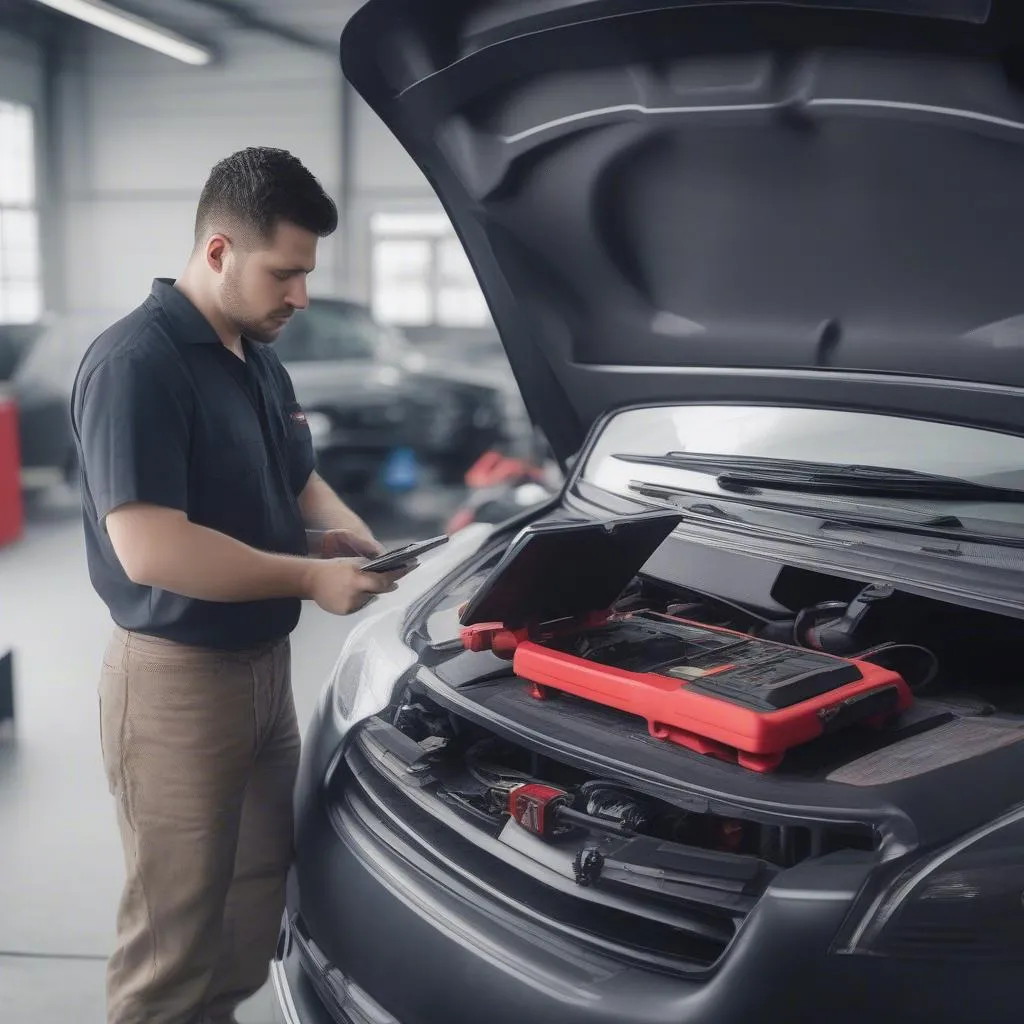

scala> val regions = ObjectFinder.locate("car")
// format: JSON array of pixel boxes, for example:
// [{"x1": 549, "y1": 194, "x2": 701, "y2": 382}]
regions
[
  {"x1": 0, "y1": 324, "x2": 36, "y2": 382},
  {"x1": 273, "y1": 297, "x2": 516, "y2": 493},
  {"x1": 273, "y1": 3, "x2": 1024, "y2": 1023},
  {"x1": 2, "y1": 317, "x2": 95, "y2": 492}
]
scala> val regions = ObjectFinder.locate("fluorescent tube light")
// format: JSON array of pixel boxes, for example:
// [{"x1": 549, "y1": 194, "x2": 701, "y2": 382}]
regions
[{"x1": 30, "y1": 0, "x2": 213, "y2": 65}]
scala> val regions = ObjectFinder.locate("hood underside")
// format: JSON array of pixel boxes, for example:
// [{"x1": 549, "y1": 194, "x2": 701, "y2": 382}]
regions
[{"x1": 341, "y1": 1, "x2": 1024, "y2": 462}]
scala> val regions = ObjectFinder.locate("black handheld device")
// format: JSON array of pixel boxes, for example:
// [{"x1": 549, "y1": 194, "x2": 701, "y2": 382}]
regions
[{"x1": 360, "y1": 535, "x2": 450, "y2": 573}]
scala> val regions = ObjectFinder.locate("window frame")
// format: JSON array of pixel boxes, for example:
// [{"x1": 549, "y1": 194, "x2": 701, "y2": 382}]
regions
[
  {"x1": 0, "y1": 98, "x2": 42, "y2": 327},
  {"x1": 368, "y1": 211, "x2": 491, "y2": 329}
]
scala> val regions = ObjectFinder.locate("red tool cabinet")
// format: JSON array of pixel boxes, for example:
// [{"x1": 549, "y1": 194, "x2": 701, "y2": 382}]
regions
[{"x1": 0, "y1": 390, "x2": 24, "y2": 548}]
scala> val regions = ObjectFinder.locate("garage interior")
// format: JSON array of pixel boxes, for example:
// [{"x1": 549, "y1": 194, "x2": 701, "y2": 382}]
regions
[{"x1": 0, "y1": 2, "x2": 538, "y2": 1020}]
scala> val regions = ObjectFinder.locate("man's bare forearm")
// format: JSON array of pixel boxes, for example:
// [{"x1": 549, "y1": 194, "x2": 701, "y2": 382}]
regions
[
  {"x1": 299, "y1": 472, "x2": 371, "y2": 537},
  {"x1": 106, "y1": 504, "x2": 318, "y2": 602}
]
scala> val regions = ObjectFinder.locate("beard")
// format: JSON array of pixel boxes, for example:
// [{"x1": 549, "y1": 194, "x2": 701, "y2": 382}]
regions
[{"x1": 220, "y1": 267, "x2": 291, "y2": 345}]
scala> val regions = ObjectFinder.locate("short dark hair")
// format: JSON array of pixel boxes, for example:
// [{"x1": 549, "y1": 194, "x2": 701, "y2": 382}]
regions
[{"x1": 194, "y1": 147, "x2": 338, "y2": 247}]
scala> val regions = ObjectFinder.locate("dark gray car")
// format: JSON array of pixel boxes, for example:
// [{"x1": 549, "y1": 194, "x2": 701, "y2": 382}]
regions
[
  {"x1": 274, "y1": 3, "x2": 1024, "y2": 1023},
  {"x1": 3, "y1": 316, "x2": 103, "y2": 492},
  {"x1": 274, "y1": 297, "x2": 516, "y2": 492}
]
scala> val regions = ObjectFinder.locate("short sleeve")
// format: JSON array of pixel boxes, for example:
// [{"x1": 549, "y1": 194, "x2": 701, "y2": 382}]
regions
[{"x1": 78, "y1": 354, "x2": 191, "y2": 523}]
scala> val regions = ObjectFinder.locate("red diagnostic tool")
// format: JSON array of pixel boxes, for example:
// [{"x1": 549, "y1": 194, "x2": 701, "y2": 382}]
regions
[{"x1": 459, "y1": 513, "x2": 913, "y2": 773}]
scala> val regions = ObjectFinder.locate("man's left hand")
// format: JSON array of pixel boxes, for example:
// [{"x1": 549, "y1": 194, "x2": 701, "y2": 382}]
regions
[{"x1": 320, "y1": 529, "x2": 386, "y2": 560}]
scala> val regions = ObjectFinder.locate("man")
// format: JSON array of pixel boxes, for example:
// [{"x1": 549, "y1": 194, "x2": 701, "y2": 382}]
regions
[{"x1": 70, "y1": 147, "x2": 405, "y2": 1024}]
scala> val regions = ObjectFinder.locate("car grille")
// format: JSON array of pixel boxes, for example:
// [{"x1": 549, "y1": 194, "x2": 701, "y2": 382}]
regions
[{"x1": 333, "y1": 735, "x2": 739, "y2": 974}]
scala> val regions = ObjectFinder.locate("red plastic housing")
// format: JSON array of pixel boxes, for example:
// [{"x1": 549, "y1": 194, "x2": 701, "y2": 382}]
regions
[
  {"x1": 506, "y1": 783, "x2": 569, "y2": 837},
  {"x1": 461, "y1": 614, "x2": 913, "y2": 773}
]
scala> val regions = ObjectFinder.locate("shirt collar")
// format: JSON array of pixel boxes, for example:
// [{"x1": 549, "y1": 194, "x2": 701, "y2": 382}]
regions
[{"x1": 148, "y1": 278, "x2": 222, "y2": 346}]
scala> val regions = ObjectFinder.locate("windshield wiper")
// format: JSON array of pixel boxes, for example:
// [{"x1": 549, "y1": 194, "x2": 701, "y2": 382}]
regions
[
  {"x1": 629, "y1": 481, "x2": 1024, "y2": 549},
  {"x1": 616, "y1": 452, "x2": 1024, "y2": 503}
]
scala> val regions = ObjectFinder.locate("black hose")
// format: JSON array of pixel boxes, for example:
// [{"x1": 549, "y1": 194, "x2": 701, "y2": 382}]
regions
[{"x1": 854, "y1": 642, "x2": 940, "y2": 692}]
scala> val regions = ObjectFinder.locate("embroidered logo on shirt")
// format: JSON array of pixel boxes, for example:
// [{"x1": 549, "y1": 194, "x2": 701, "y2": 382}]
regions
[{"x1": 290, "y1": 410, "x2": 307, "y2": 425}]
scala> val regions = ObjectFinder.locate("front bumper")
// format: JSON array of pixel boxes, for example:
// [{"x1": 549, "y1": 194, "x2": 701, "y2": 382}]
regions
[
  {"x1": 273, "y1": 776, "x2": 1020, "y2": 1024},
  {"x1": 271, "y1": 954, "x2": 317, "y2": 1024},
  {"x1": 272, "y1": 924, "x2": 397, "y2": 1024}
]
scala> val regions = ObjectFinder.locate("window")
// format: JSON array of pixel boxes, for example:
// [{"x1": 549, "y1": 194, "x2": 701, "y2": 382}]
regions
[
  {"x1": 370, "y1": 211, "x2": 491, "y2": 328},
  {"x1": 0, "y1": 101, "x2": 41, "y2": 325}
]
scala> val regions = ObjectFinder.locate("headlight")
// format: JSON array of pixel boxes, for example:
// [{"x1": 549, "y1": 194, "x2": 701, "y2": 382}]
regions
[
  {"x1": 328, "y1": 606, "x2": 417, "y2": 726},
  {"x1": 318, "y1": 522, "x2": 496, "y2": 735},
  {"x1": 838, "y1": 803, "x2": 1024, "y2": 960}
]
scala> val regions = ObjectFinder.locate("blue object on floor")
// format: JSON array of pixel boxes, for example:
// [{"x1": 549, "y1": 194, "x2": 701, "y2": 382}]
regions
[{"x1": 382, "y1": 447, "x2": 420, "y2": 492}]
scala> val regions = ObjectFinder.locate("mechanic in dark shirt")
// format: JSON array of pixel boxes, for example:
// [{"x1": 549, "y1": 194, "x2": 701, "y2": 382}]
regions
[{"x1": 71, "y1": 148, "x2": 407, "y2": 1024}]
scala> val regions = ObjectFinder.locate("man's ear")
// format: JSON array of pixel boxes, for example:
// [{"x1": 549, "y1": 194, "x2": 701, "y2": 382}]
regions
[{"x1": 205, "y1": 234, "x2": 230, "y2": 274}]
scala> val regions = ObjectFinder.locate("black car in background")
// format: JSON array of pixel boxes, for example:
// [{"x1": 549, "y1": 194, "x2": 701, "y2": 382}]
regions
[
  {"x1": 274, "y1": 3, "x2": 1024, "y2": 1024},
  {"x1": 3, "y1": 298, "x2": 518, "y2": 500},
  {"x1": 1, "y1": 318, "x2": 86, "y2": 492},
  {"x1": 274, "y1": 297, "x2": 517, "y2": 493}
]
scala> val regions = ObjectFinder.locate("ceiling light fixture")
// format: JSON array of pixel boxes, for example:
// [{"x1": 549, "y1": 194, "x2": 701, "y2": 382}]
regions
[{"x1": 30, "y1": 0, "x2": 213, "y2": 65}]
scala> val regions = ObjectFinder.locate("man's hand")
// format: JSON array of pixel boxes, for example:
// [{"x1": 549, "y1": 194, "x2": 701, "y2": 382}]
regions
[
  {"x1": 299, "y1": 473, "x2": 383, "y2": 556},
  {"x1": 306, "y1": 558, "x2": 406, "y2": 615},
  {"x1": 318, "y1": 528, "x2": 385, "y2": 560}
]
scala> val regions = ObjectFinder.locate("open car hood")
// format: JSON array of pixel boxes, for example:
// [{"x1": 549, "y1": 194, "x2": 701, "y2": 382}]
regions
[{"x1": 340, "y1": 0, "x2": 1024, "y2": 463}]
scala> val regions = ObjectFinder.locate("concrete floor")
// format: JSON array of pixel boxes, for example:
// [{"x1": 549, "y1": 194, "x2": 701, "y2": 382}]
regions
[{"x1": 0, "y1": 484, "x2": 461, "y2": 1023}]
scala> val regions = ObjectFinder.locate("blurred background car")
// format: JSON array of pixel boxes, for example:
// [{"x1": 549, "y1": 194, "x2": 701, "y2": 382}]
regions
[
  {"x1": 0, "y1": 319, "x2": 80, "y2": 492},
  {"x1": 253, "y1": 296, "x2": 525, "y2": 497},
  {"x1": 3, "y1": 300, "x2": 531, "y2": 508},
  {"x1": 0, "y1": 323, "x2": 36, "y2": 381}
]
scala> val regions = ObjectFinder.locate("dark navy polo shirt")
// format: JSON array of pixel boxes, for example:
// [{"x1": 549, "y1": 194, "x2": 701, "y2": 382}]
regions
[{"x1": 70, "y1": 278, "x2": 317, "y2": 651}]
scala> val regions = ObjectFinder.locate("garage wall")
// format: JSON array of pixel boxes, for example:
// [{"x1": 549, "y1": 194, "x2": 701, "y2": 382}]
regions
[
  {"x1": 53, "y1": 10, "x2": 443, "y2": 325},
  {"x1": 55, "y1": 26, "x2": 350, "y2": 320},
  {"x1": 48, "y1": 3, "x2": 496, "y2": 356},
  {"x1": 346, "y1": 95, "x2": 443, "y2": 302}
]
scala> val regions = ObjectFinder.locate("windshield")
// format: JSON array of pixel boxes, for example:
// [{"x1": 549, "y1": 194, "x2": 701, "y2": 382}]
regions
[
  {"x1": 273, "y1": 303, "x2": 382, "y2": 363},
  {"x1": 583, "y1": 405, "x2": 1024, "y2": 528}
]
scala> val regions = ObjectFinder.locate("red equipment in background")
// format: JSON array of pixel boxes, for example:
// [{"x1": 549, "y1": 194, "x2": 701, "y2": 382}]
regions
[
  {"x1": 447, "y1": 449, "x2": 556, "y2": 535},
  {"x1": 463, "y1": 450, "x2": 545, "y2": 490},
  {"x1": 0, "y1": 390, "x2": 23, "y2": 547}
]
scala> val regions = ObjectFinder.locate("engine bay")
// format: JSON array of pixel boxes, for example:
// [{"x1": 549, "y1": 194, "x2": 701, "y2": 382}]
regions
[
  {"x1": 423, "y1": 531, "x2": 1024, "y2": 719},
  {"x1": 650, "y1": 569, "x2": 1024, "y2": 716},
  {"x1": 373, "y1": 694, "x2": 878, "y2": 877},
  {"x1": 404, "y1": 530, "x2": 1024, "y2": 867},
  {"x1": 323, "y1": 523, "x2": 1024, "y2": 980}
]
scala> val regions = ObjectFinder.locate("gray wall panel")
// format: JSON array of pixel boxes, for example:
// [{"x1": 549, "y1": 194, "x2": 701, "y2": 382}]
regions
[{"x1": 58, "y1": 27, "x2": 349, "y2": 318}]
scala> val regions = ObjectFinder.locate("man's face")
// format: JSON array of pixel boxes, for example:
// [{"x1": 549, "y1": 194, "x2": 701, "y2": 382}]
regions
[{"x1": 219, "y1": 220, "x2": 317, "y2": 344}]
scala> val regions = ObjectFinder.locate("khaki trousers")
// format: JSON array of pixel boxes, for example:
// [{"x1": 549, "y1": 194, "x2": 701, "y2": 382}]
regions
[{"x1": 98, "y1": 627, "x2": 300, "y2": 1024}]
